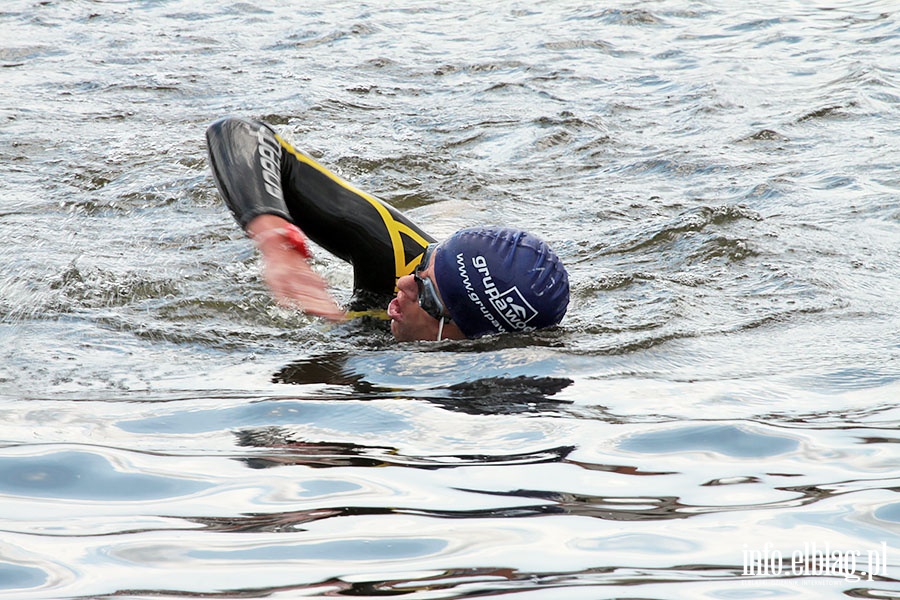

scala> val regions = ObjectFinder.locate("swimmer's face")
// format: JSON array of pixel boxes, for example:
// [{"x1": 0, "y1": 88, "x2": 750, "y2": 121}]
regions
[{"x1": 388, "y1": 245, "x2": 466, "y2": 342}]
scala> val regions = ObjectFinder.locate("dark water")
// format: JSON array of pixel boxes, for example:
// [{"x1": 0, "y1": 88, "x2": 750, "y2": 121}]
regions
[{"x1": 1, "y1": 1, "x2": 899, "y2": 598}]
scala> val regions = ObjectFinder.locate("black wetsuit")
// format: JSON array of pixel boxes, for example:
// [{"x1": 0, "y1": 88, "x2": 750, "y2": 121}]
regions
[{"x1": 206, "y1": 117, "x2": 436, "y2": 315}]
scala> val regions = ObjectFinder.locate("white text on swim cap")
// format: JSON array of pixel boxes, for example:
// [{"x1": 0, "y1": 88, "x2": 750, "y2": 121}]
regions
[
  {"x1": 471, "y1": 256, "x2": 538, "y2": 331},
  {"x1": 456, "y1": 253, "x2": 506, "y2": 332}
]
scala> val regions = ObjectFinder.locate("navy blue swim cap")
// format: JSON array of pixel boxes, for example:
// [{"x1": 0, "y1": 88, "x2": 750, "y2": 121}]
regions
[{"x1": 432, "y1": 226, "x2": 569, "y2": 339}]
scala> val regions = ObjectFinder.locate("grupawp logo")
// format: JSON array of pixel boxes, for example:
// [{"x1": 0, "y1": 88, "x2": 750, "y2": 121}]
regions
[
  {"x1": 471, "y1": 256, "x2": 538, "y2": 331},
  {"x1": 491, "y1": 285, "x2": 538, "y2": 330}
]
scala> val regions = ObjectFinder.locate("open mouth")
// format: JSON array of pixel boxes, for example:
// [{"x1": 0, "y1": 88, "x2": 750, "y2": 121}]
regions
[{"x1": 387, "y1": 297, "x2": 401, "y2": 321}]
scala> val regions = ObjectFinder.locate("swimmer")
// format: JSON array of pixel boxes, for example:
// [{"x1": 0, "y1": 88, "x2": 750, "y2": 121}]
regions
[{"x1": 206, "y1": 117, "x2": 569, "y2": 342}]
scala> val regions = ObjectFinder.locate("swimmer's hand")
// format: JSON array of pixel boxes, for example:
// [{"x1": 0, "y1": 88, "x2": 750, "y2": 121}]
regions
[{"x1": 247, "y1": 215, "x2": 347, "y2": 322}]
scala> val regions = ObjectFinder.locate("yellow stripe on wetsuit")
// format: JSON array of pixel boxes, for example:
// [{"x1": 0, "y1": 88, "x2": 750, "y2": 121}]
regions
[
  {"x1": 276, "y1": 134, "x2": 430, "y2": 281},
  {"x1": 345, "y1": 308, "x2": 390, "y2": 320}
]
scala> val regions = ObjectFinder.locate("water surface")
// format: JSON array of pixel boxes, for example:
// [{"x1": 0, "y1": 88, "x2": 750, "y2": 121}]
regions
[{"x1": 1, "y1": 0, "x2": 899, "y2": 598}]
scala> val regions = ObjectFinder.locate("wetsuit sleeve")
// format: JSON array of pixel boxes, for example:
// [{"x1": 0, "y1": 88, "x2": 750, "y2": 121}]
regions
[
  {"x1": 206, "y1": 117, "x2": 436, "y2": 304},
  {"x1": 206, "y1": 117, "x2": 293, "y2": 228}
]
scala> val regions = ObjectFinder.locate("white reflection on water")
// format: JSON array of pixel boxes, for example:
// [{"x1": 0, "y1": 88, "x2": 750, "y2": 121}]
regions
[{"x1": 1, "y1": 391, "x2": 897, "y2": 597}]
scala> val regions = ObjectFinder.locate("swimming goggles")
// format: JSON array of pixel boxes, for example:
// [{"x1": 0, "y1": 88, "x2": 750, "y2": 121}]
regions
[{"x1": 414, "y1": 243, "x2": 450, "y2": 322}]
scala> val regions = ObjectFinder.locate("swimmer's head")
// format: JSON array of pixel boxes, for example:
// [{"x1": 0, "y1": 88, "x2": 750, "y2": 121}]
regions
[{"x1": 431, "y1": 226, "x2": 569, "y2": 339}]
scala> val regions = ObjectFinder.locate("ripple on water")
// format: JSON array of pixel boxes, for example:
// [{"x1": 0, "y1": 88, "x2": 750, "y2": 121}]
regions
[
  {"x1": 188, "y1": 537, "x2": 448, "y2": 562},
  {"x1": 1, "y1": 1, "x2": 899, "y2": 598},
  {"x1": 575, "y1": 532, "x2": 700, "y2": 555},
  {"x1": 619, "y1": 424, "x2": 799, "y2": 458},
  {"x1": 0, "y1": 562, "x2": 47, "y2": 592},
  {"x1": 874, "y1": 503, "x2": 900, "y2": 524},
  {"x1": 118, "y1": 399, "x2": 413, "y2": 436},
  {"x1": 0, "y1": 449, "x2": 211, "y2": 501}
]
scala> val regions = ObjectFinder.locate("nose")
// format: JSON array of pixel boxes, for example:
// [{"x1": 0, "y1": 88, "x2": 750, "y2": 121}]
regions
[{"x1": 396, "y1": 274, "x2": 417, "y2": 300}]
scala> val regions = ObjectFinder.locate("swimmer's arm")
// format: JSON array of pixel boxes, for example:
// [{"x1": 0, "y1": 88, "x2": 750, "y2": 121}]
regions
[
  {"x1": 206, "y1": 117, "x2": 343, "y2": 321},
  {"x1": 206, "y1": 117, "x2": 293, "y2": 229},
  {"x1": 247, "y1": 214, "x2": 346, "y2": 322}
]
